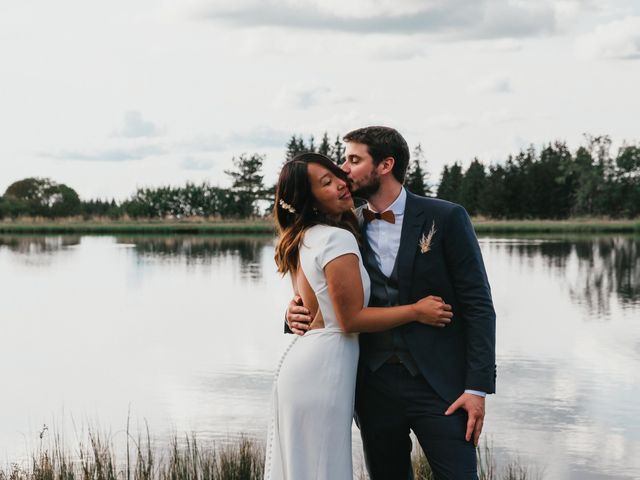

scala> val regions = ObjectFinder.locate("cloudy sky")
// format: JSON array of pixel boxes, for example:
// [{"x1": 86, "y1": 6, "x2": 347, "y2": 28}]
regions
[{"x1": 1, "y1": 0, "x2": 639, "y2": 200}]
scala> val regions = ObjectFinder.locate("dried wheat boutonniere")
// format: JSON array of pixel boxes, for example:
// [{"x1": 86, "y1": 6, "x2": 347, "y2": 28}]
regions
[{"x1": 419, "y1": 221, "x2": 437, "y2": 254}]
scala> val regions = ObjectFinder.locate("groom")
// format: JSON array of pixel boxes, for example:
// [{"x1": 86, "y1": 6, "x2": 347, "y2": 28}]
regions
[{"x1": 287, "y1": 126, "x2": 496, "y2": 479}]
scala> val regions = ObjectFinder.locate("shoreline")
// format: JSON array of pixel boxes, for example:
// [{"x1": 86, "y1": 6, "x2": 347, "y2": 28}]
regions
[
  {"x1": 0, "y1": 217, "x2": 639, "y2": 235},
  {"x1": 0, "y1": 430, "x2": 536, "y2": 480}
]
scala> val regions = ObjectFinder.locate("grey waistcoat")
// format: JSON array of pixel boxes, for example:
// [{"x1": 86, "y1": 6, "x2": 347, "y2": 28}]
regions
[{"x1": 360, "y1": 237, "x2": 419, "y2": 375}]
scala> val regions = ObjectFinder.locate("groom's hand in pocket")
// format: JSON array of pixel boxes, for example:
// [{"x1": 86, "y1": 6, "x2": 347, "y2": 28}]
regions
[
  {"x1": 444, "y1": 392, "x2": 485, "y2": 447},
  {"x1": 286, "y1": 295, "x2": 312, "y2": 335}
]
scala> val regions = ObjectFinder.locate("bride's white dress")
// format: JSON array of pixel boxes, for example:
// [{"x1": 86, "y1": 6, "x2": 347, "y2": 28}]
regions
[{"x1": 264, "y1": 225, "x2": 371, "y2": 480}]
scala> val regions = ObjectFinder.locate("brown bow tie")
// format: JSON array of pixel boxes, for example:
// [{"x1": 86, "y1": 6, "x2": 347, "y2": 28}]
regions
[{"x1": 363, "y1": 208, "x2": 395, "y2": 224}]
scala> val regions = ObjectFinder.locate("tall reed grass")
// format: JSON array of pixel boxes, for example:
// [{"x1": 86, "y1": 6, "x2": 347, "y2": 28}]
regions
[
  {"x1": 409, "y1": 440, "x2": 542, "y2": 480},
  {"x1": 1, "y1": 426, "x2": 541, "y2": 480},
  {"x1": 0, "y1": 429, "x2": 264, "y2": 480}
]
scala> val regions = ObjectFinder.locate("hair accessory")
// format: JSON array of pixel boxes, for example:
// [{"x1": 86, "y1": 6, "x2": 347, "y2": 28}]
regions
[{"x1": 279, "y1": 199, "x2": 296, "y2": 214}]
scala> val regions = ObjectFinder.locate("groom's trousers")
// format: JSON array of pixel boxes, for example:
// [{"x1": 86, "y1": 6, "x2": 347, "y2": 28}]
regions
[{"x1": 355, "y1": 363, "x2": 478, "y2": 480}]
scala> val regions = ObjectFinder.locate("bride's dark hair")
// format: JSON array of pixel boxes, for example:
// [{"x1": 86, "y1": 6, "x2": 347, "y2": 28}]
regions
[{"x1": 274, "y1": 152, "x2": 360, "y2": 274}]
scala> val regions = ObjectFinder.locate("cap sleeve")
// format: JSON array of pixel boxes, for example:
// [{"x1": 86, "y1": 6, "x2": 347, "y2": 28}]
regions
[{"x1": 317, "y1": 227, "x2": 360, "y2": 269}]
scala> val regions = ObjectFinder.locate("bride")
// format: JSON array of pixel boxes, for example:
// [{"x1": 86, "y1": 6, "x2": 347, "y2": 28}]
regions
[{"x1": 265, "y1": 152, "x2": 453, "y2": 480}]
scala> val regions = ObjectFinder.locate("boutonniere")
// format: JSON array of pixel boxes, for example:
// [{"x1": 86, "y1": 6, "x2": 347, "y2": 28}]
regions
[{"x1": 419, "y1": 221, "x2": 437, "y2": 254}]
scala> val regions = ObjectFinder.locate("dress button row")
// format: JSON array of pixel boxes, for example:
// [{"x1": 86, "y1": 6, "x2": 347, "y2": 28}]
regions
[{"x1": 264, "y1": 336, "x2": 299, "y2": 479}]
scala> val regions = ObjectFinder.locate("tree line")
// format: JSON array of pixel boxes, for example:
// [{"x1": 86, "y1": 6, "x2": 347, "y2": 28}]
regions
[
  {"x1": 1, "y1": 133, "x2": 638, "y2": 220},
  {"x1": 436, "y1": 135, "x2": 640, "y2": 218}
]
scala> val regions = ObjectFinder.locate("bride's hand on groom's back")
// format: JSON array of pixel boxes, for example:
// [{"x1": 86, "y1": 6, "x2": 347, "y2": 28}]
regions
[
  {"x1": 287, "y1": 295, "x2": 312, "y2": 335},
  {"x1": 412, "y1": 296, "x2": 453, "y2": 327}
]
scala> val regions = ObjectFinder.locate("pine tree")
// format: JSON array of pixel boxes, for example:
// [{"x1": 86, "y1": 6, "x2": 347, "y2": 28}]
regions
[
  {"x1": 308, "y1": 135, "x2": 316, "y2": 153},
  {"x1": 480, "y1": 164, "x2": 507, "y2": 218},
  {"x1": 532, "y1": 142, "x2": 574, "y2": 219},
  {"x1": 285, "y1": 136, "x2": 299, "y2": 162},
  {"x1": 405, "y1": 144, "x2": 432, "y2": 197},
  {"x1": 331, "y1": 135, "x2": 345, "y2": 165},
  {"x1": 436, "y1": 163, "x2": 463, "y2": 203},
  {"x1": 318, "y1": 132, "x2": 331, "y2": 156},
  {"x1": 436, "y1": 166, "x2": 450, "y2": 199},
  {"x1": 586, "y1": 134, "x2": 614, "y2": 216},
  {"x1": 460, "y1": 158, "x2": 486, "y2": 216},
  {"x1": 567, "y1": 146, "x2": 599, "y2": 216},
  {"x1": 503, "y1": 150, "x2": 534, "y2": 218},
  {"x1": 296, "y1": 136, "x2": 306, "y2": 154},
  {"x1": 224, "y1": 153, "x2": 266, "y2": 217},
  {"x1": 612, "y1": 144, "x2": 640, "y2": 217},
  {"x1": 285, "y1": 135, "x2": 309, "y2": 163}
]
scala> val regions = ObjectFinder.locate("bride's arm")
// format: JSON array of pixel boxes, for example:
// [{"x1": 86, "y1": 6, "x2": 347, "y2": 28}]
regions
[
  {"x1": 289, "y1": 271, "x2": 299, "y2": 296},
  {"x1": 324, "y1": 254, "x2": 452, "y2": 333}
]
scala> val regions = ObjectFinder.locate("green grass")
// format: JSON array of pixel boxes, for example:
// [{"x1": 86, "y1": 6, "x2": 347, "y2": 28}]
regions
[{"x1": 472, "y1": 218, "x2": 640, "y2": 234}]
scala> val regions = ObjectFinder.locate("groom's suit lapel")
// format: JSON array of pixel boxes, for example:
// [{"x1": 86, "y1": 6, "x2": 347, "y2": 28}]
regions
[{"x1": 397, "y1": 191, "x2": 426, "y2": 305}]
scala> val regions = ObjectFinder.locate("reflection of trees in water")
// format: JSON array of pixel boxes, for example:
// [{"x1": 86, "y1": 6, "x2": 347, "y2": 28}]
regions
[
  {"x1": 570, "y1": 238, "x2": 640, "y2": 315},
  {"x1": 496, "y1": 236, "x2": 640, "y2": 316},
  {"x1": 0, "y1": 235, "x2": 80, "y2": 254},
  {"x1": 0, "y1": 235, "x2": 81, "y2": 267},
  {"x1": 116, "y1": 235, "x2": 273, "y2": 280}
]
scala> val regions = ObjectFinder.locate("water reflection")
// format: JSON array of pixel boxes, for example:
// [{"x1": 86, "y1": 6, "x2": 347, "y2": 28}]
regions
[
  {"x1": 115, "y1": 235, "x2": 273, "y2": 280},
  {"x1": 490, "y1": 353, "x2": 640, "y2": 478},
  {"x1": 0, "y1": 235, "x2": 81, "y2": 254},
  {"x1": 2, "y1": 233, "x2": 638, "y2": 310},
  {"x1": 1, "y1": 234, "x2": 639, "y2": 479},
  {"x1": 487, "y1": 235, "x2": 640, "y2": 316},
  {"x1": 0, "y1": 235, "x2": 81, "y2": 267}
]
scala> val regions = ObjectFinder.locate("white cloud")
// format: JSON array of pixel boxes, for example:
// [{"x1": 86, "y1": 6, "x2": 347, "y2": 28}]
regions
[
  {"x1": 576, "y1": 16, "x2": 640, "y2": 60},
  {"x1": 479, "y1": 109, "x2": 522, "y2": 125},
  {"x1": 177, "y1": 127, "x2": 292, "y2": 153},
  {"x1": 44, "y1": 144, "x2": 166, "y2": 162},
  {"x1": 424, "y1": 108, "x2": 520, "y2": 133},
  {"x1": 227, "y1": 127, "x2": 293, "y2": 148},
  {"x1": 470, "y1": 38, "x2": 523, "y2": 53},
  {"x1": 273, "y1": 86, "x2": 357, "y2": 110},
  {"x1": 112, "y1": 111, "x2": 164, "y2": 138},
  {"x1": 468, "y1": 75, "x2": 512, "y2": 95},
  {"x1": 370, "y1": 42, "x2": 428, "y2": 61},
  {"x1": 180, "y1": 156, "x2": 215, "y2": 171},
  {"x1": 198, "y1": 0, "x2": 558, "y2": 40},
  {"x1": 424, "y1": 114, "x2": 470, "y2": 131},
  {"x1": 294, "y1": 87, "x2": 331, "y2": 109}
]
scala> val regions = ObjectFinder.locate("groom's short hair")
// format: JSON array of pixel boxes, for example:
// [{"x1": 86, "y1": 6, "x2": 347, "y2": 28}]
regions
[{"x1": 343, "y1": 126, "x2": 410, "y2": 183}]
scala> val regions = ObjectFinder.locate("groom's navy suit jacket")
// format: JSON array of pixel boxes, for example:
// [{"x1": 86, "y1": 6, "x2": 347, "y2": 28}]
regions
[{"x1": 357, "y1": 191, "x2": 496, "y2": 403}]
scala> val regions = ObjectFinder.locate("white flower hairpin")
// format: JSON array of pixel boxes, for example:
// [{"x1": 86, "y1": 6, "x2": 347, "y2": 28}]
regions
[
  {"x1": 419, "y1": 221, "x2": 437, "y2": 254},
  {"x1": 279, "y1": 199, "x2": 296, "y2": 214}
]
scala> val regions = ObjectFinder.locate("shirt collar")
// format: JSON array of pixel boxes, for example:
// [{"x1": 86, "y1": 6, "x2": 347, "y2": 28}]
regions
[{"x1": 367, "y1": 187, "x2": 406, "y2": 216}]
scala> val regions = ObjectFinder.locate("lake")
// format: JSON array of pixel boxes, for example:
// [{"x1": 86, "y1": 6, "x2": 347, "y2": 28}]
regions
[{"x1": 1, "y1": 233, "x2": 639, "y2": 479}]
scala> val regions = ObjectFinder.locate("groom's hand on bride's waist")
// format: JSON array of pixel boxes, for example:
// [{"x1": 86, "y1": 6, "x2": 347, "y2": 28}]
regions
[{"x1": 286, "y1": 295, "x2": 312, "y2": 336}]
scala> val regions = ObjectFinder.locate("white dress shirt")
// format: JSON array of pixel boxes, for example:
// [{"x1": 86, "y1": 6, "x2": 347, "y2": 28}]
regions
[
  {"x1": 365, "y1": 187, "x2": 406, "y2": 278},
  {"x1": 365, "y1": 188, "x2": 486, "y2": 399}
]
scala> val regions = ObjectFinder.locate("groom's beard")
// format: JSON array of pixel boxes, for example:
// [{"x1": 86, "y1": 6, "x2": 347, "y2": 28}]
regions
[{"x1": 352, "y1": 173, "x2": 381, "y2": 200}]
